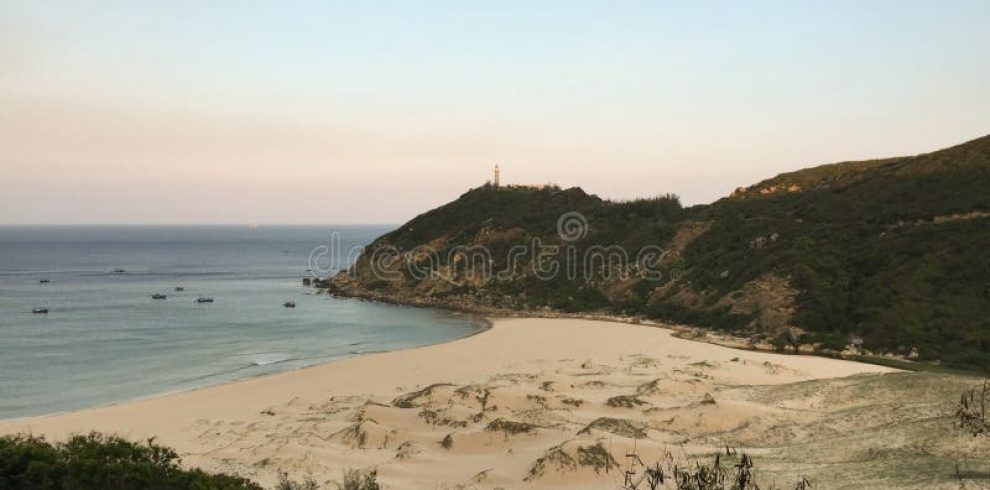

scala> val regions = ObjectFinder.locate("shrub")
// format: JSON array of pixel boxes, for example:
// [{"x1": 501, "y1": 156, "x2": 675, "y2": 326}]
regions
[
  {"x1": 956, "y1": 379, "x2": 989, "y2": 437},
  {"x1": 606, "y1": 395, "x2": 648, "y2": 408},
  {"x1": 485, "y1": 418, "x2": 537, "y2": 435},
  {"x1": 275, "y1": 472, "x2": 320, "y2": 490},
  {"x1": 620, "y1": 449, "x2": 810, "y2": 490},
  {"x1": 0, "y1": 432, "x2": 262, "y2": 490},
  {"x1": 334, "y1": 469, "x2": 380, "y2": 490}
]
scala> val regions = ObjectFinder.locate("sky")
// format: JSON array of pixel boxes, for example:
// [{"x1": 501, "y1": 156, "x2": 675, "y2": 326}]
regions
[{"x1": 1, "y1": 1, "x2": 989, "y2": 224}]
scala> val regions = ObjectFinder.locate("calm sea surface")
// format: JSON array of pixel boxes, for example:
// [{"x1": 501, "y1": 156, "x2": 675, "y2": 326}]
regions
[{"x1": 0, "y1": 225, "x2": 485, "y2": 420}]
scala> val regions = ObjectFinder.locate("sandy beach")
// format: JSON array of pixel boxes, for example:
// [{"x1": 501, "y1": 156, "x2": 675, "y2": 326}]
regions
[{"x1": 3, "y1": 318, "x2": 983, "y2": 489}]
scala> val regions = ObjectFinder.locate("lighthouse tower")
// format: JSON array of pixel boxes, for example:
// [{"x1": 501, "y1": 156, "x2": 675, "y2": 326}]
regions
[{"x1": 494, "y1": 164, "x2": 501, "y2": 187}]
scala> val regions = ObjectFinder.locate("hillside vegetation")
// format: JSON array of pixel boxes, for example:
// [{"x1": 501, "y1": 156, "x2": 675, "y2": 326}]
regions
[{"x1": 329, "y1": 135, "x2": 990, "y2": 372}]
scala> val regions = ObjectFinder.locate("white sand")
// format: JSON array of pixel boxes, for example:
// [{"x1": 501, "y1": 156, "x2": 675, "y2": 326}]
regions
[{"x1": 0, "y1": 318, "x2": 897, "y2": 489}]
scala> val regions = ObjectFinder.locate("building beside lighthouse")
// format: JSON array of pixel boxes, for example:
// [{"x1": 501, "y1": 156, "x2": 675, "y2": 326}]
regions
[{"x1": 487, "y1": 164, "x2": 553, "y2": 190}]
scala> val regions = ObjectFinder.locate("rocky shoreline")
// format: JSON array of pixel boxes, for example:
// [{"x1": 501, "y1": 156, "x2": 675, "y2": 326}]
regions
[{"x1": 313, "y1": 273, "x2": 923, "y2": 371}]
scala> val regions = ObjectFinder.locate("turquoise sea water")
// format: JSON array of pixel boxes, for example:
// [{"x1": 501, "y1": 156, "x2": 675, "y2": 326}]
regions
[{"x1": 0, "y1": 226, "x2": 485, "y2": 420}]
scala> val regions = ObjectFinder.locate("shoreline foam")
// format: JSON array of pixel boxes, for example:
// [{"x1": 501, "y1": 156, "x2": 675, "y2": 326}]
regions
[{"x1": 0, "y1": 315, "x2": 492, "y2": 425}]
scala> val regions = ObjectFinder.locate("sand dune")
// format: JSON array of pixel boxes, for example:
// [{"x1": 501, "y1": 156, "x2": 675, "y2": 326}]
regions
[{"x1": 3, "y1": 318, "x2": 983, "y2": 489}]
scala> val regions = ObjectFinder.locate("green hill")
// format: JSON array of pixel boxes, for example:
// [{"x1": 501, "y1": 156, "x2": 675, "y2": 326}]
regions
[{"x1": 328, "y1": 135, "x2": 990, "y2": 372}]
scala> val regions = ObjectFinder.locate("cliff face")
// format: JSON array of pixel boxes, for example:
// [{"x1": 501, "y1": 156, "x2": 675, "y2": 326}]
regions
[{"x1": 329, "y1": 135, "x2": 990, "y2": 372}]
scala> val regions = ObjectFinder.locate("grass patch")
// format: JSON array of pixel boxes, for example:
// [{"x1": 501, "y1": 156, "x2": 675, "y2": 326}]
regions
[
  {"x1": 560, "y1": 397, "x2": 585, "y2": 408},
  {"x1": 332, "y1": 468, "x2": 380, "y2": 490},
  {"x1": 576, "y1": 443, "x2": 619, "y2": 475},
  {"x1": 606, "y1": 395, "x2": 648, "y2": 408},
  {"x1": 578, "y1": 417, "x2": 647, "y2": 439},
  {"x1": 418, "y1": 408, "x2": 467, "y2": 428},
  {"x1": 439, "y1": 433, "x2": 454, "y2": 450},
  {"x1": 485, "y1": 418, "x2": 537, "y2": 435},
  {"x1": 635, "y1": 379, "x2": 663, "y2": 396},
  {"x1": 391, "y1": 383, "x2": 455, "y2": 408}
]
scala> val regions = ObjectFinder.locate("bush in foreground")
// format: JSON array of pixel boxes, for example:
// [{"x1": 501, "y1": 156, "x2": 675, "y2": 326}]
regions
[
  {"x1": 619, "y1": 448, "x2": 811, "y2": 490},
  {"x1": 333, "y1": 469, "x2": 380, "y2": 490},
  {"x1": 957, "y1": 379, "x2": 989, "y2": 437},
  {"x1": 0, "y1": 432, "x2": 262, "y2": 490}
]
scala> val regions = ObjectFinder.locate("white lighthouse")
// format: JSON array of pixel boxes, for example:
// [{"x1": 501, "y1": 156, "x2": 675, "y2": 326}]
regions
[{"x1": 494, "y1": 164, "x2": 500, "y2": 187}]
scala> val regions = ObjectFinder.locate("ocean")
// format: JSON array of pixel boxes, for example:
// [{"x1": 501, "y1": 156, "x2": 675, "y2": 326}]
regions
[{"x1": 0, "y1": 225, "x2": 485, "y2": 420}]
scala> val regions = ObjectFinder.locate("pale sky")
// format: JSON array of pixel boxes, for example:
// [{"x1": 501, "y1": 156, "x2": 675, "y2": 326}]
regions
[{"x1": 2, "y1": 1, "x2": 988, "y2": 224}]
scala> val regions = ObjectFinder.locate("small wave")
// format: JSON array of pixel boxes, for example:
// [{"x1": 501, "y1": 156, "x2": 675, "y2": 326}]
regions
[
  {"x1": 348, "y1": 348, "x2": 386, "y2": 356},
  {"x1": 176, "y1": 354, "x2": 298, "y2": 384},
  {"x1": 0, "y1": 269, "x2": 91, "y2": 276},
  {"x1": 250, "y1": 354, "x2": 293, "y2": 366}
]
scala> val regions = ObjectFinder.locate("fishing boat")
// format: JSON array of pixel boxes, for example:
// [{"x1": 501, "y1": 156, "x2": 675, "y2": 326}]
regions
[
  {"x1": 152, "y1": 293, "x2": 167, "y2": 300},
  {"x1": 174, "y1": 286, "x2": 184, "y2": 291},
  {"x1": 32, "y1": 307, "x2": 49, "y2": 314},
  {"x1": 195, "y1": 297, "x2": 214, "y2": 303},
  {"x1": 39, "y1": 279, "x2": 51, "y2": 284},
  {"x1": 112, "y1": 268, "x2": 126, "y2": 274},
  {"x1": 283, "y1": 301, "x2": 296, "y2": 308}
]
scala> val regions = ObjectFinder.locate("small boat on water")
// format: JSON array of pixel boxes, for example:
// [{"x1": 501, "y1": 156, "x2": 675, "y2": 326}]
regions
[
  {"x1": 39, "y1": 279, "x2": 51, "y2": 284},
  {"x1": 112, "y1": 268, "x2": 126, "y2": 274},
  {"x1": 195, "y1": 297, "x2": 214, "y2": 303},
  {"x1": 32, "y1": 307, "x2": 49, "y2": 314},
  {"x1": 283, "y1": 301, "x2": 296, "y2": 308},
  {"x1": 174, "y1": 286, "x2": 185, "y2": 292},
  {"x1": 152, "y1": 293, "x2": 167, "y2": 300}
]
